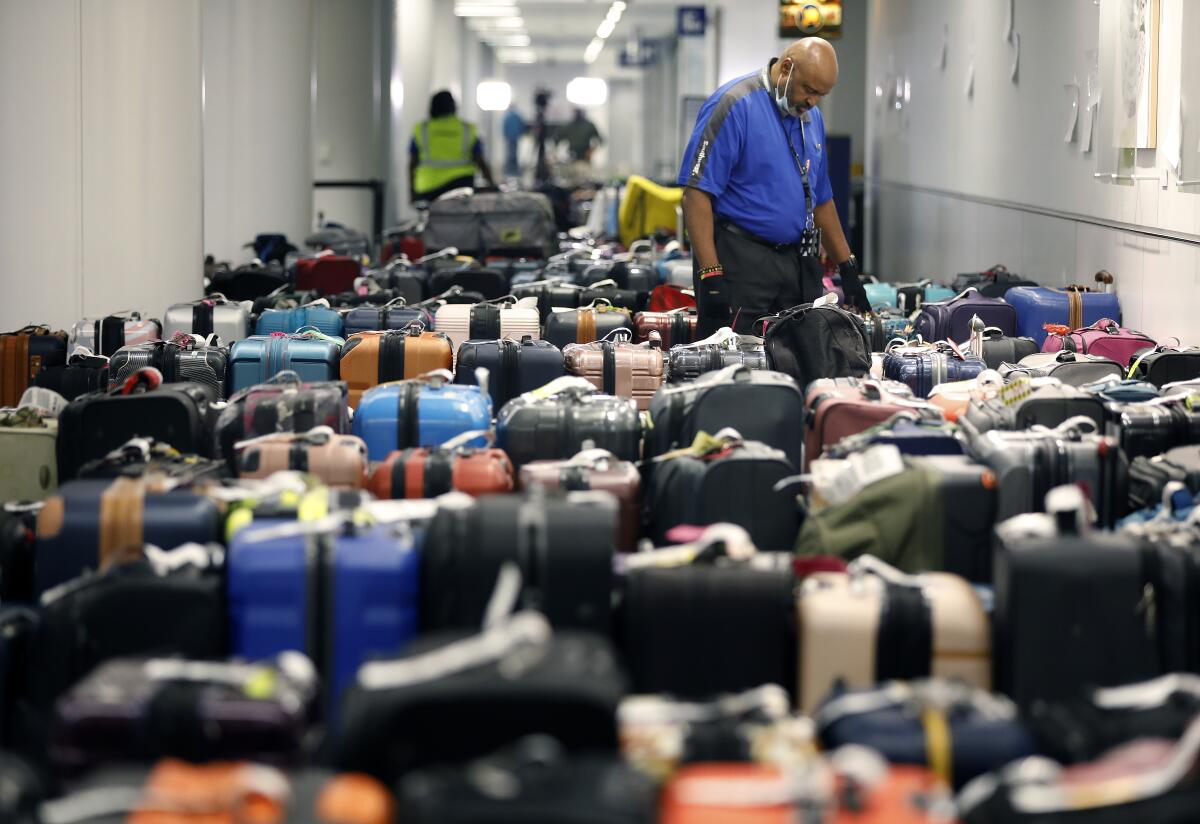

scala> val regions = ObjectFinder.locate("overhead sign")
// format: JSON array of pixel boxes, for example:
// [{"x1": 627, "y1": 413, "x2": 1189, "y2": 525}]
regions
[
  {"x1": 779, "y1": 1, "x2": 842, "y2": 39},
  {"x1": 677, "y1": 6, "x2": 706, "y2": 37}
]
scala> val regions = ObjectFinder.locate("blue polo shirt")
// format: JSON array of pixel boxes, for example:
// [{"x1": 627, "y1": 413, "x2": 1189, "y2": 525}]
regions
[{"x1": 678, "y1": 64, "x2": 834, "y2": 245}]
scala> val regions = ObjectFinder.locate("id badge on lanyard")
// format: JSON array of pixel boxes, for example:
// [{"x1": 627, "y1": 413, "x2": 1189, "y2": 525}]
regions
[{"x1": 778, "y1": 114, "x2": 821, "y2": 257}]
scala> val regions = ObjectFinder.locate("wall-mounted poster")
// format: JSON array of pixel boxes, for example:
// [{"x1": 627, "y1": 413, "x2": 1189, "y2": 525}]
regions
[
  {"x1": 1113, "y1": 0, "x2": 1160, "y2": 148},
  {"x1": 779, "y1": 2, "x2": 842, "y2": 40}
]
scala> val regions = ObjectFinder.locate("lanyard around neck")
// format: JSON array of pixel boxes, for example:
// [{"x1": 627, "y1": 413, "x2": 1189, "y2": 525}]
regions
[{"x1": 777, "y1": 111, "x2": 815, "y2": 230}]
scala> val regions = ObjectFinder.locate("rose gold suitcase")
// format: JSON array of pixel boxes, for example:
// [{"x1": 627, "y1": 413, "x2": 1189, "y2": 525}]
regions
[
  {"x1": 796, "y1": 556, "x2": 990, "y2": 713},
  {"x1": 235, "y1": 427, "x2": 368, "y2": 489},
  {"x1": 563, "y1": 331, "x2": 665, "y2": 411},
  {"x1": 519, "y1": 448, "x2": 642, "y2": 550}
]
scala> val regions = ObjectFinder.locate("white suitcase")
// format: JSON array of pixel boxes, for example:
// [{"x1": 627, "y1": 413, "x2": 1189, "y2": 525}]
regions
[
  {"x1": 795, "y1": 555, "x2": 990, "y2": 713},
  {"x1": 162, "y1": 296, "x2": 251, "y2": 343},
  {"x1": 435, "y1": 297, "x2": 541, "y2": 367},
  {"x1": 68, "y1": 312, "x2": 161, "y2": 357},
  {"x1": 0, "y1": 413, "x2": 58, "y2": 501}
]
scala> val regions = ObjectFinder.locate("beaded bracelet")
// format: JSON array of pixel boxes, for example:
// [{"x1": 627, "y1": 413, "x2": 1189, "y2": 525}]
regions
[{"x1": 698, "y1": 265, "x2": 724, "y2": 279}]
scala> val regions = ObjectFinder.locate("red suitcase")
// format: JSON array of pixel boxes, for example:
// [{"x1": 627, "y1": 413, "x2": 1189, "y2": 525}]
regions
[
  {"x1": 294, "y1": 255, "x2": 361, "y2": 296},
  {"x1": 367, "y1": 431, "x2": 514, "y2": 499}
]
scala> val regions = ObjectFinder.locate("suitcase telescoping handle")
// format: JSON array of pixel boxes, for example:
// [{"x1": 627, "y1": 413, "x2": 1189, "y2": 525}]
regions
[
  {"x1": 234, "y1": 425, "x2": 336, "y2": 451},
  {"x1": 440, "y1": 429, "x2": 495, "y2": 450},
  {"x1": 846, "y1": 554, "x2": 925, "y2": 591},
  {"x1": 621, "y1": 523, "x2": 759, "y2": 571}
]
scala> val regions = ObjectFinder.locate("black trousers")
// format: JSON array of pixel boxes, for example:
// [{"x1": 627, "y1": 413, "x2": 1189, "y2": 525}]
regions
[{"x1": 694, "y1": 221, "x2": 824, "y2": 338}]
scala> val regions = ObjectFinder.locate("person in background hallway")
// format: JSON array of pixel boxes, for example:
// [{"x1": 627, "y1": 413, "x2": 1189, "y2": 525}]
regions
[
  {"x1": 679, "y1": 38, "x2": 870, "y2": 337},
  {"x1": 410, "y1": 90, "x2": 496, "y2": 204},
  {"x1": 502, "y1": 106, "x2": 528, "y2": 178},
  {"x1": 558, "y1": 108, "x2": 604, "y2": 165}
]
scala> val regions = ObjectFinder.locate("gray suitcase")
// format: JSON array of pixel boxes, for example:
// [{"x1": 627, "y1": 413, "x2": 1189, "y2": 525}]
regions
[
  {"x1": 962, "y1": 382, "x2": 1108, "y2": 433},
  {"x1": 424, "y1": 191, "x2": 556, "y2": 258},
  {"x1": 998, "y1": 351, "x2": 1124, "y2": 387},
  {"x1": 162, "y1": 296, "x2": 252, "y2": 343},
  {"x1": 107, "y1": 340, "x2": 229, "y2": 400}
]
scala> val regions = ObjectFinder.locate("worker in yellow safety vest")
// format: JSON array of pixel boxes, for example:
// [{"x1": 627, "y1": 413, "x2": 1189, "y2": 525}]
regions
[{"x1": 409, "y1": 90, "x2": 496, "y2": 204}]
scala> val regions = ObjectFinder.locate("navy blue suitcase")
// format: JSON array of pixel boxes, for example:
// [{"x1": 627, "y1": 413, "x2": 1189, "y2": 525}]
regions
[
  {"x1": 352, "y1": 371, "x2": 492, "y2": 462},
  {"x1": 342, "y1": 301, "x2": 435, "y2": 337},
  {"x1": 455, "y1": 337, "x2": 565, "y2": 411},
  {"x1": 34, "y1": 479, "x2": 222, "y2": 596},
  {"x1": 824, "y1": 416, "x2": 965, "y2": 458},
  {"x1": 226, "y1": 518, "x2": 421, "y2": 723},
  {"x1": 882, "y1": 347, "x2": 988, "y2": 398}
]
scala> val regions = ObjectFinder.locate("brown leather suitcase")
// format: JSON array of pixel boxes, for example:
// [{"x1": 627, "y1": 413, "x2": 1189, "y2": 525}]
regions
[
  {"x1": 633, "y1": 309, "x2": 698, "y2": 349},
  {"x1": 340, "y1": 328, "x2": 453, "y2": 408},
  {"x1": 804, "y1": 377, "x2": 939, "y2": 470},
  {"x1": 1, "y1": 326, "x2": 68, "y2": 407},
  {"x1": 367, "y1": 431, "x2": 514, "y2": 498},
  {"x1": 563, "y1": 331, "x2": 665, "y2": 411},
  {"x1": 519, "y1": 448, "x2": 642, "y2": 550},
  {"x1": 236, "y1": 427, "x2": 368, "y2": 489}
]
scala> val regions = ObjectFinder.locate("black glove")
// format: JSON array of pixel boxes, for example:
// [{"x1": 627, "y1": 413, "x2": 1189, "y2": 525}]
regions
[
  {"x1": 838, "y1": 256, "x2": 871, "y2": 313},
  {"x1": 699, "y1": 268, "x2": 731, "y2": 318}
]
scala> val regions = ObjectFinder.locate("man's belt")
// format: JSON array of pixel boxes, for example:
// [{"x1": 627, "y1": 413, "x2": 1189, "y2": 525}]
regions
[{"x1": 718, "y1": 220, "x2": 801, "y2": 253}]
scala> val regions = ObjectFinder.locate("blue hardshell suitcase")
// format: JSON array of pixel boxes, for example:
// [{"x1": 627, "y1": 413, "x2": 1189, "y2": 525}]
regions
[
  {"x1": 1005, "y1": 286, "x2": 1123, "y2": 347},
  {"x1": 863, "y1": 281, "x2": 898, "y2": 309},
  {"x1": 226, "y1": 519, "x2": 421, "y2": 721},
  {"x1": 255, "y1": 306, "x2": 344, "y2": 338},
  {"x1": 882, "y1": 349, "x2": 988, "y2": 398},
  {"x1": 342, "y1": 303, "x2": 435, "y2": 337},
  {"x1": 35, "y1": 480, "x2": 221, "y2": 596},
  {"x1": 352, "y1": 371, "x2": 491, "y2": 461},
  {"x1": 228, "y1": 334, "x2": 343, "y2": 393}
]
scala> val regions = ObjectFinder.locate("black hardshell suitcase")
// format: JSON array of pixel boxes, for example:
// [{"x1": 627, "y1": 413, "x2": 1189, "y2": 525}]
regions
[
  {"x1": 420, "y1": 493, "x2": 617, "y2": 635},
  {"x1": 428, "y1": 267, "x2": 510, "y2": 301},
  {"x1": 619, "y1": 553, "x2": 796, "y2": 698},
  {"x1": 667, "y1": 340, "x2": 768, "y2": 383},
  {"x1": 646, "y1": 364, "x2": 804, "y2": 472},
  {"x1": 544, "y1": 308, "x2": 634, "y2": 349},
  {"x1": 496, "y1": 382, "x2": 641, "y2": 469},
  {"x1": 963, "y1": 384, "x2": 1107, "y2": 434},
  {"x1": 977, "y1": 329, "x2": 1039, "y2": 370},
  {"x1": 510, "y1": 280, "x2": 584, "y2": 321},
  {"x1": 644, "y1": 439, "x2": 801, "y2": 550},
  {"x1": 1128, "y1": 348, "x2": 1200, "y2": 388},
  {"x1": 1110, "y1": 399, "x2": 1200, "y2": 460},
  {"x1": 56, "y1": 380, "x2": 216, "y2": 483},
  {"x1": 31, "y1": 353, "x2": 109, "y2": 401},
  {"x1": 455, "y1": 337, "x2": 565, "y2": 411}
]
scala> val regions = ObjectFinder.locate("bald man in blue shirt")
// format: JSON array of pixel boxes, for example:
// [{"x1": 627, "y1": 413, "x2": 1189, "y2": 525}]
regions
[{"x1": 679, "y1": 38, "x2": 870, "y2": 336}]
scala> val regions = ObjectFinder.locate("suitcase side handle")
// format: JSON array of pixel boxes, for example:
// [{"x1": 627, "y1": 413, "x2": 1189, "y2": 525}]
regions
[{"x1": 440, "y1": 429, "x2": 495, "y2": 450}]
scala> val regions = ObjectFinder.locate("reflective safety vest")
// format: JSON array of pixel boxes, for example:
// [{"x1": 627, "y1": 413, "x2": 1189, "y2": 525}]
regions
[{"x1": 413, "y1": 116, "x2": 477, "y2": 195}]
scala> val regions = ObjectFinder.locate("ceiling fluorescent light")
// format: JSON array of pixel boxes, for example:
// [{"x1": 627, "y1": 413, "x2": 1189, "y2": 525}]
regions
[
  {"x1": 596, "y1": 18, "x2": 616, "y2": 38},
  {"x1": 583, "y1": 37, "x2": 604, "y2": 64},
  {"x1": 492, "y1": 16, "x2": 525, "y2": 28},
  {"x1": 496, "y1": 48, "x2": 537, "y2": 64},
  {"x1": 476, "y1": 80, "x2": 512, "y2": 111},
  {"x1": 566, "y1": 76, "x2": 608, "y2": 108},
  {"x1": 482, "y1": 33, "x2": 531, "y2": 47},
  {"x1": 611, "y1": 1, "x2": 627, "y2": 10},
  {"x1": 454, "y1": 4, "x2": 519, "y2": 17}
]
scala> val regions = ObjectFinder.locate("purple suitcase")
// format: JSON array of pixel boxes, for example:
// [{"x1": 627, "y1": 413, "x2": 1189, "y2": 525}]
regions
[
  {"x1": 1005, "y1": 286, "x2": 1122, "y2": 348},
  {"x1": 914, "y1": 288, "x2": 1016, "y2": 343},
  {"x1": 882, "y1": 345, "x2": 988, "y2": 398}
]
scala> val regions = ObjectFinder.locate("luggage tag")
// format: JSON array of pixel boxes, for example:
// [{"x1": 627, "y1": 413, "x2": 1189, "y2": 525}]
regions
[
  {"x1": 17, "y1": 386, "x2": 66, "y2": 418},
  {"x1": 808, "y1": 444, "x2": 907, "y2": 507}
]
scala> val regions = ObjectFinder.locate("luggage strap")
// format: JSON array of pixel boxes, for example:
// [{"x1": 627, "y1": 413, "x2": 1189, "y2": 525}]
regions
[
  {"x1": 922, "y1": 707, "x2": 953, "y2": 789},
  {"x1": 578, "y1": 307, "x2": 596, "y2": 344},
  {"x1": 874, "y1": 582, "x2": 933, "y2": 682},
  {"x1": 1, "y1": 333, "x2": 29, "y2": 407},
  {"x1": 423, "y1": 449, "x2": 455, "y2": 497},
  {"x1": 99, "y1": 476, "x2": 148, "y2": 569},
  {"x1": 1067, "y1": 288, "x2": 1083, "y2": 330}
]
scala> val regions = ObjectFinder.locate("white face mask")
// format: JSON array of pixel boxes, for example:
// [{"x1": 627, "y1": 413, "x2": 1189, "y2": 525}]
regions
[{"x1": 774, "y1": 63, "x2": 805, "y2": 118}]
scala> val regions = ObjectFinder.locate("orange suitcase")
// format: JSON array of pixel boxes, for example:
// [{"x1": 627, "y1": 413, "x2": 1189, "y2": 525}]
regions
[
  {"x1": 367, "y1": 431, "x2": 513, "y2": 499},
  {"x1": 340, "y1": 328, "x2": 453, "y2": 409}
]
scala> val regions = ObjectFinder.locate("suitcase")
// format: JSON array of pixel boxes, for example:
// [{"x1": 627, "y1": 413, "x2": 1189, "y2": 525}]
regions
[
  {"x1": 206, "y1": 260, "x2": 289, "y2": 301},
  {"x1": 797, "y1": 454, "x2": 998, "y2": 582},
  {"x1": 596, "y1": 260, "x2": 657, "y2": 293},
  {"x1": 860, "y1": 310, "x2": 915, "y2": 352},
  {"x1": 894, "y1": 281, "x2": 957, "y2": 314},
  {"x1": 882, "y1": 344, "x2": 987, "y2": 398},
  {"x1": 1042, "y1": 317, "x2": 1155, "y2": 364},
  {"x1": 68, "y1": 312, "x2": 162, "y2": 357},
  {"x1": 644, "y1": 435, "x2": 801, "y2": 550},
  {"x1": 254, "y1": 303, "x2": 345, "y2": 338},
  {"x1": 578, "y1": 283, "x2": 646, "y2": 315},
  {"x1": 427, "y1": 266, "x2": 510, "y2": 301},
  {"x1": 423, "y1": 190, "x2": 557, "y2": 258},
  {"x1": 993, "y1": 492, "x2": 1176, "y2": 710},
  {"x1": 796, "y1": 556, "x2": 991, "y2": 713},
  {"x1": 337, "y1": 619, "x2": 622, "y2": 783},
  {"x1": 1127, "y1": 347, "x2": 1200, "y2": 388},
  {"x1": 1005, "y1": 284, "x2": 1123, "y2": 348},
  {"x1": 863, "y1": 279, "x2": 898, "y2": 309},
  {"x1": 76, "y1": 437, "x2": 228, "y2": 484},
  {"x1": 339, "y1": 328, "x2": 453, "y2": 408},
  {"x1": 648, "y1": 363, "x2": 804, "y2": 471},
  {"x1": 563, "y1": 333, "x2": 665, "y2": 411},
  {"x1": 293, "y1": 255, "x2": 361, "y2": 295},
  {"x1": 951, "y1": 265, "x2": 1033, "y2": 297},
  {"x1": 666, "y1": 332, "x2": 768, "y2": 383},
  {"x1": 341, "y1": 300, "x2": 435, "y2": 337},
  {"x1": 49, "y1": 653, "x2": 317, "y2": 769},
  {"x1": 803, "y1": 377, "x2": 930, "y2": 471},
  {"x1": 545, "y1": 305, "x2": 636, "y2": 349},
  {"x1": 34, "y1": 476, "x2": 221, "y2": 595},
  {"x1": 162, "y1": 296, "x2": 251, "y2": 342},
  {"x1": 421, "y1": 492, "x2": 616, "y2": 634},
  {"x1": 648, "y1": 283, "x2": 696, "y2": 312},
  {"x1": 962, "y1": 381, "x2": 1108, "y2": 433},
  {"x1": 0, "y1": 409, "x2": 58, "y2": 503},
  {"x1": 454, "y1": 337, "x2": 565, "y2": 411},
  {"x1": 510, "y1": 278, "x2": 587, "y2": 320},
  {"x1": 31, "y1": 352, "x2": 109, "y2": 401},
  {"x1": 759, "y1": 301, "x2": 872, "y2": 392},
  {"x1": 227, "y1": 518, "x2": 420, "y2": 721},
  {"x1": 620, "y1": 552, "x2": 796, "y2": 697},
  {"x1": 248, "y1": 231, "x2": 297, "y2": 263},
  {"x1": 496, "y1": 379, "x2": 641, "y2": 469},
  {"x1": 974, "y1": 328, "x2": 1039, "y2": 369},
  {"x1": 519, "y1": 450, "x2": 641, "y2": 551},
  {"x1": 962, "y1": 416, "x2": 1126, "y2": 526},
  {"x1": 227, "y1": 332, "x2": 343, "y2": 393},
  {"x1": 376, "y1": 263, "x2": 429, "y2": 306},
  {"x1": 367, "y1": 432, "x2": 514, "y2": 499},
  {"x1": 352, "y1": 370, "x2": 491, "y2": 462},
  {"x1": 913, "y1": 288, "x2": 1016, "y2": 343},
  {"x1": 30, "y1": 549, "x2": 226, "y2": 714},
  {"x1": 305, "y1": 223, "x2": 371, "y2": 257},
  {"x1": 1110, "y1": 397, "x2": 1200, "y2": 460},
  {"x1": 235, "y1": 428, "x2": 368, "y2": 488},
  {"x1": 815, "y1": 680, "x2": 1036, "y2": 789},
  {"x1": 397, "y1": 740, "x2": 656, "y2": 824},
  {"x1": 107, "y1": 339, "x2": 229, "y2": 400},
  {"x1": 57, "y1": 377, "x2": 217, "y2": 483},
  {"x1": 1, "y1": 326, "x2": 68, "y2": 407},
  {"x1": 633, "y1": 309, "x2": 698, "y2": 349},
  {"x1": 823, "y1": 415, "x2": 964, "y2": 458},
  {"x1": 213, "y1": 375, "x2": 350, "y2": 468},
  {"x1": 434, "y1": 298, "x2": 541, "y2": 366}
]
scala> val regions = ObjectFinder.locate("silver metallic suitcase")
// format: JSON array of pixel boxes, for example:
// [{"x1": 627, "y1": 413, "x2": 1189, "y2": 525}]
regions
[{"x1": 163, "y1": 296, "x2": 251, "y2": 343}]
